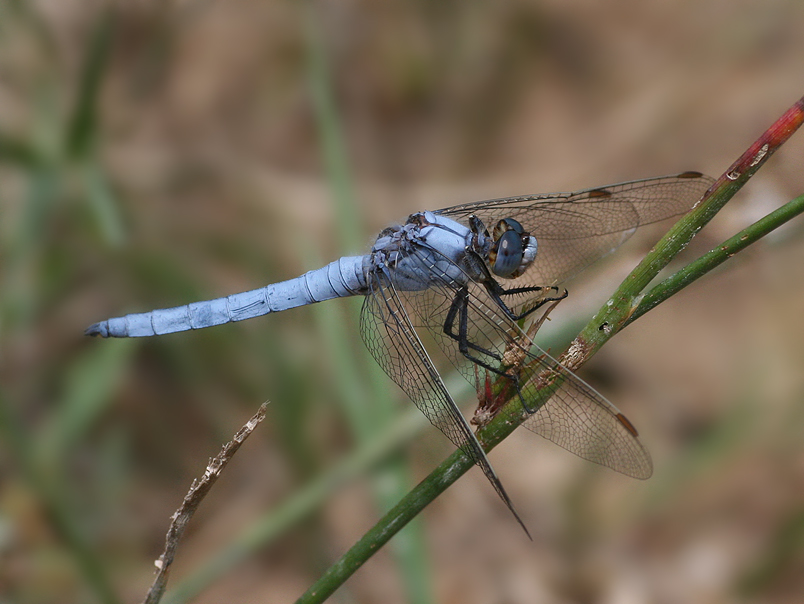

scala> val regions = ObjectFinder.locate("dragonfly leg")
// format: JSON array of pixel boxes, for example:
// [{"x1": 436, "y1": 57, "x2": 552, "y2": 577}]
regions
[
  {"x1": 443, "y1": 287, "x2": 509, "y2": 376},
  {"x1": 485, "y1": 283, "x2": 568, "y2": 322}
]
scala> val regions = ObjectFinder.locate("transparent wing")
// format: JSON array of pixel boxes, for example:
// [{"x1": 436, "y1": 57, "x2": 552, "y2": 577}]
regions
[
  {"x1": 521, "y1": 361, "x2": 653, "y2": 479},
  {"x1": 437, "y1": 172, "x2": 714, "y2": 288},
  {"x1": 359, "y1": 268, "x2": 530, "y2": 532},
  {"x1": 394, "y1": 245, "x2": 652, "y2": 479}
]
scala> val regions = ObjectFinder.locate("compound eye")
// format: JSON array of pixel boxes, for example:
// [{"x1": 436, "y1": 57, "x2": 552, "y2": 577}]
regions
[
  {"x1": 492, "y1": 218, "x2": 524, "y2": 241},
  {"x1": 491, "y1": 229, "x2": 524, "y2": 278}
]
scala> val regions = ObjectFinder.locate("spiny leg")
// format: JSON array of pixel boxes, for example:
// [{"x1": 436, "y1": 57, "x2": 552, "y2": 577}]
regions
[{"x1": 485, "y1": 282, "x2": 568, "y2": 322}]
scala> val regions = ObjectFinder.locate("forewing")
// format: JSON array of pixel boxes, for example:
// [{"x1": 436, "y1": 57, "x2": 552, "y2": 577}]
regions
[
  {"x1": 359, "y1": 269, "x2": 528, "y2": 531},
  {"x1": 437, "y1": 172, "x2": 714, "y2": 288}
]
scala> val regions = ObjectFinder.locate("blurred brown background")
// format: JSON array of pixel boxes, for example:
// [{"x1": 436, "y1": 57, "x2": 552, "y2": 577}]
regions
[{"x1": 1, "y1": 1, "x2": 804, "y2": 603}]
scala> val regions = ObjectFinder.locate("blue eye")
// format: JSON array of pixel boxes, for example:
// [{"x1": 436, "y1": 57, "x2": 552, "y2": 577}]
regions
[{"x1": 492, "y1": 230, "x2": 524, "y2": 278}]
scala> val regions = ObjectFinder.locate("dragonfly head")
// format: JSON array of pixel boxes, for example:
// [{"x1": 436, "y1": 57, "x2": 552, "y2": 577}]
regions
[{"x1": 488, "y1": 218, "x2": 538, "y2": 279}]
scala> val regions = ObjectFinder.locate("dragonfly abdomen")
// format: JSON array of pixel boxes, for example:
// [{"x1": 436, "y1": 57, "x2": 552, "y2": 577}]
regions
[{"x1": 85, "y1": 255, "x2": 368, "y2": 338}]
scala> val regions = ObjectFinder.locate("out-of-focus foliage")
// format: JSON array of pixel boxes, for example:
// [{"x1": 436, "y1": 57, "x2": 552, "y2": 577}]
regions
[{"x1": 1, "y1": 1, "x2": 803, "y2": 603}]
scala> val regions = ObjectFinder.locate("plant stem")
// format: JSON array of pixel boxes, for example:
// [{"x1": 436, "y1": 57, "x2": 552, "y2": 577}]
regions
[
  {"x1": 297, "y1": 448, "x2": 473, "y2": 604},
  {"x1": 576, "y1": 95, "x2": 804, "y2": 363},
  {"x1": 630, "y1": 193, "x2": 804, "y2": 325}
]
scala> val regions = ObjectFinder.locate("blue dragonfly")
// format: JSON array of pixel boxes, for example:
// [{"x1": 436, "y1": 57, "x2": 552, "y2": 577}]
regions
[{"x1": 87, "y1": 171, "x2": 713, "y2": 532}]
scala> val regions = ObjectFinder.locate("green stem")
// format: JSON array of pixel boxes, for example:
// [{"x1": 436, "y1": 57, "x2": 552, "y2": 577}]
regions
[
  {"x1": 576, "y1": 95, "x2": 804, "y2": 362},
  {"x1": 297, "y1": 449, "x2": 473, "y2": 604},
  {"x1": 630, "y1": 193, "x2": 804, "y2": 325}
]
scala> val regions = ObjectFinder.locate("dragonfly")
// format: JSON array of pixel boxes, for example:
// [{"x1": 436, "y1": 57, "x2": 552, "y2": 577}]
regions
[{"x1": 86, "y1": 171, "x2": 713, "y2": 534}]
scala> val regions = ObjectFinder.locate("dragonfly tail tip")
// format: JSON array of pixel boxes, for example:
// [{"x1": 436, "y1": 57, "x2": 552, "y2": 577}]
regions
[{"x1": 84, "y1": 322, "x2": 109, "y2": 337}]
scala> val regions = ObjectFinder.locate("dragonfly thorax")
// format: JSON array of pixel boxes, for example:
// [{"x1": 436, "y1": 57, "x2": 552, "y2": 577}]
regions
[{"x1": 368, "y1": 212, "x2": 473, "y2": 292}]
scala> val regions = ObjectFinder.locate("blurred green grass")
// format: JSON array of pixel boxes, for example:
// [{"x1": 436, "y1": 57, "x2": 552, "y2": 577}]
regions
[
  {"x1": 1, "y1": 2, "x2": 803, "y2": 604},
  {"x1": 0, "y1": 4, "x2": 433, "y2": 603}
]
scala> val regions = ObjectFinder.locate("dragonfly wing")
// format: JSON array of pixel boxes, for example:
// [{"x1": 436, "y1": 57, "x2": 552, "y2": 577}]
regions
[
  {"x1": 359, "y1": 268, "x2": 530, "y2": 534},
  {"x1": 521, "y1": 352, "x2": 653, "y2": 479},
  {"x1": 438, "y1": 172, "x2": 714, "y2": 289}
]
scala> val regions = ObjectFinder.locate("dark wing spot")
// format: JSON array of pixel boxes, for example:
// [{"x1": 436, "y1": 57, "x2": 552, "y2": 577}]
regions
[
  {"x1": 676, "y1": 171, "x2": 704, "y2": 179},
  {"x1": 615, "y1": 412, "x2": 640, "y2": 437},
  {"x1": 587, "y1": 188, "x2": 613, "y2": 198}
]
